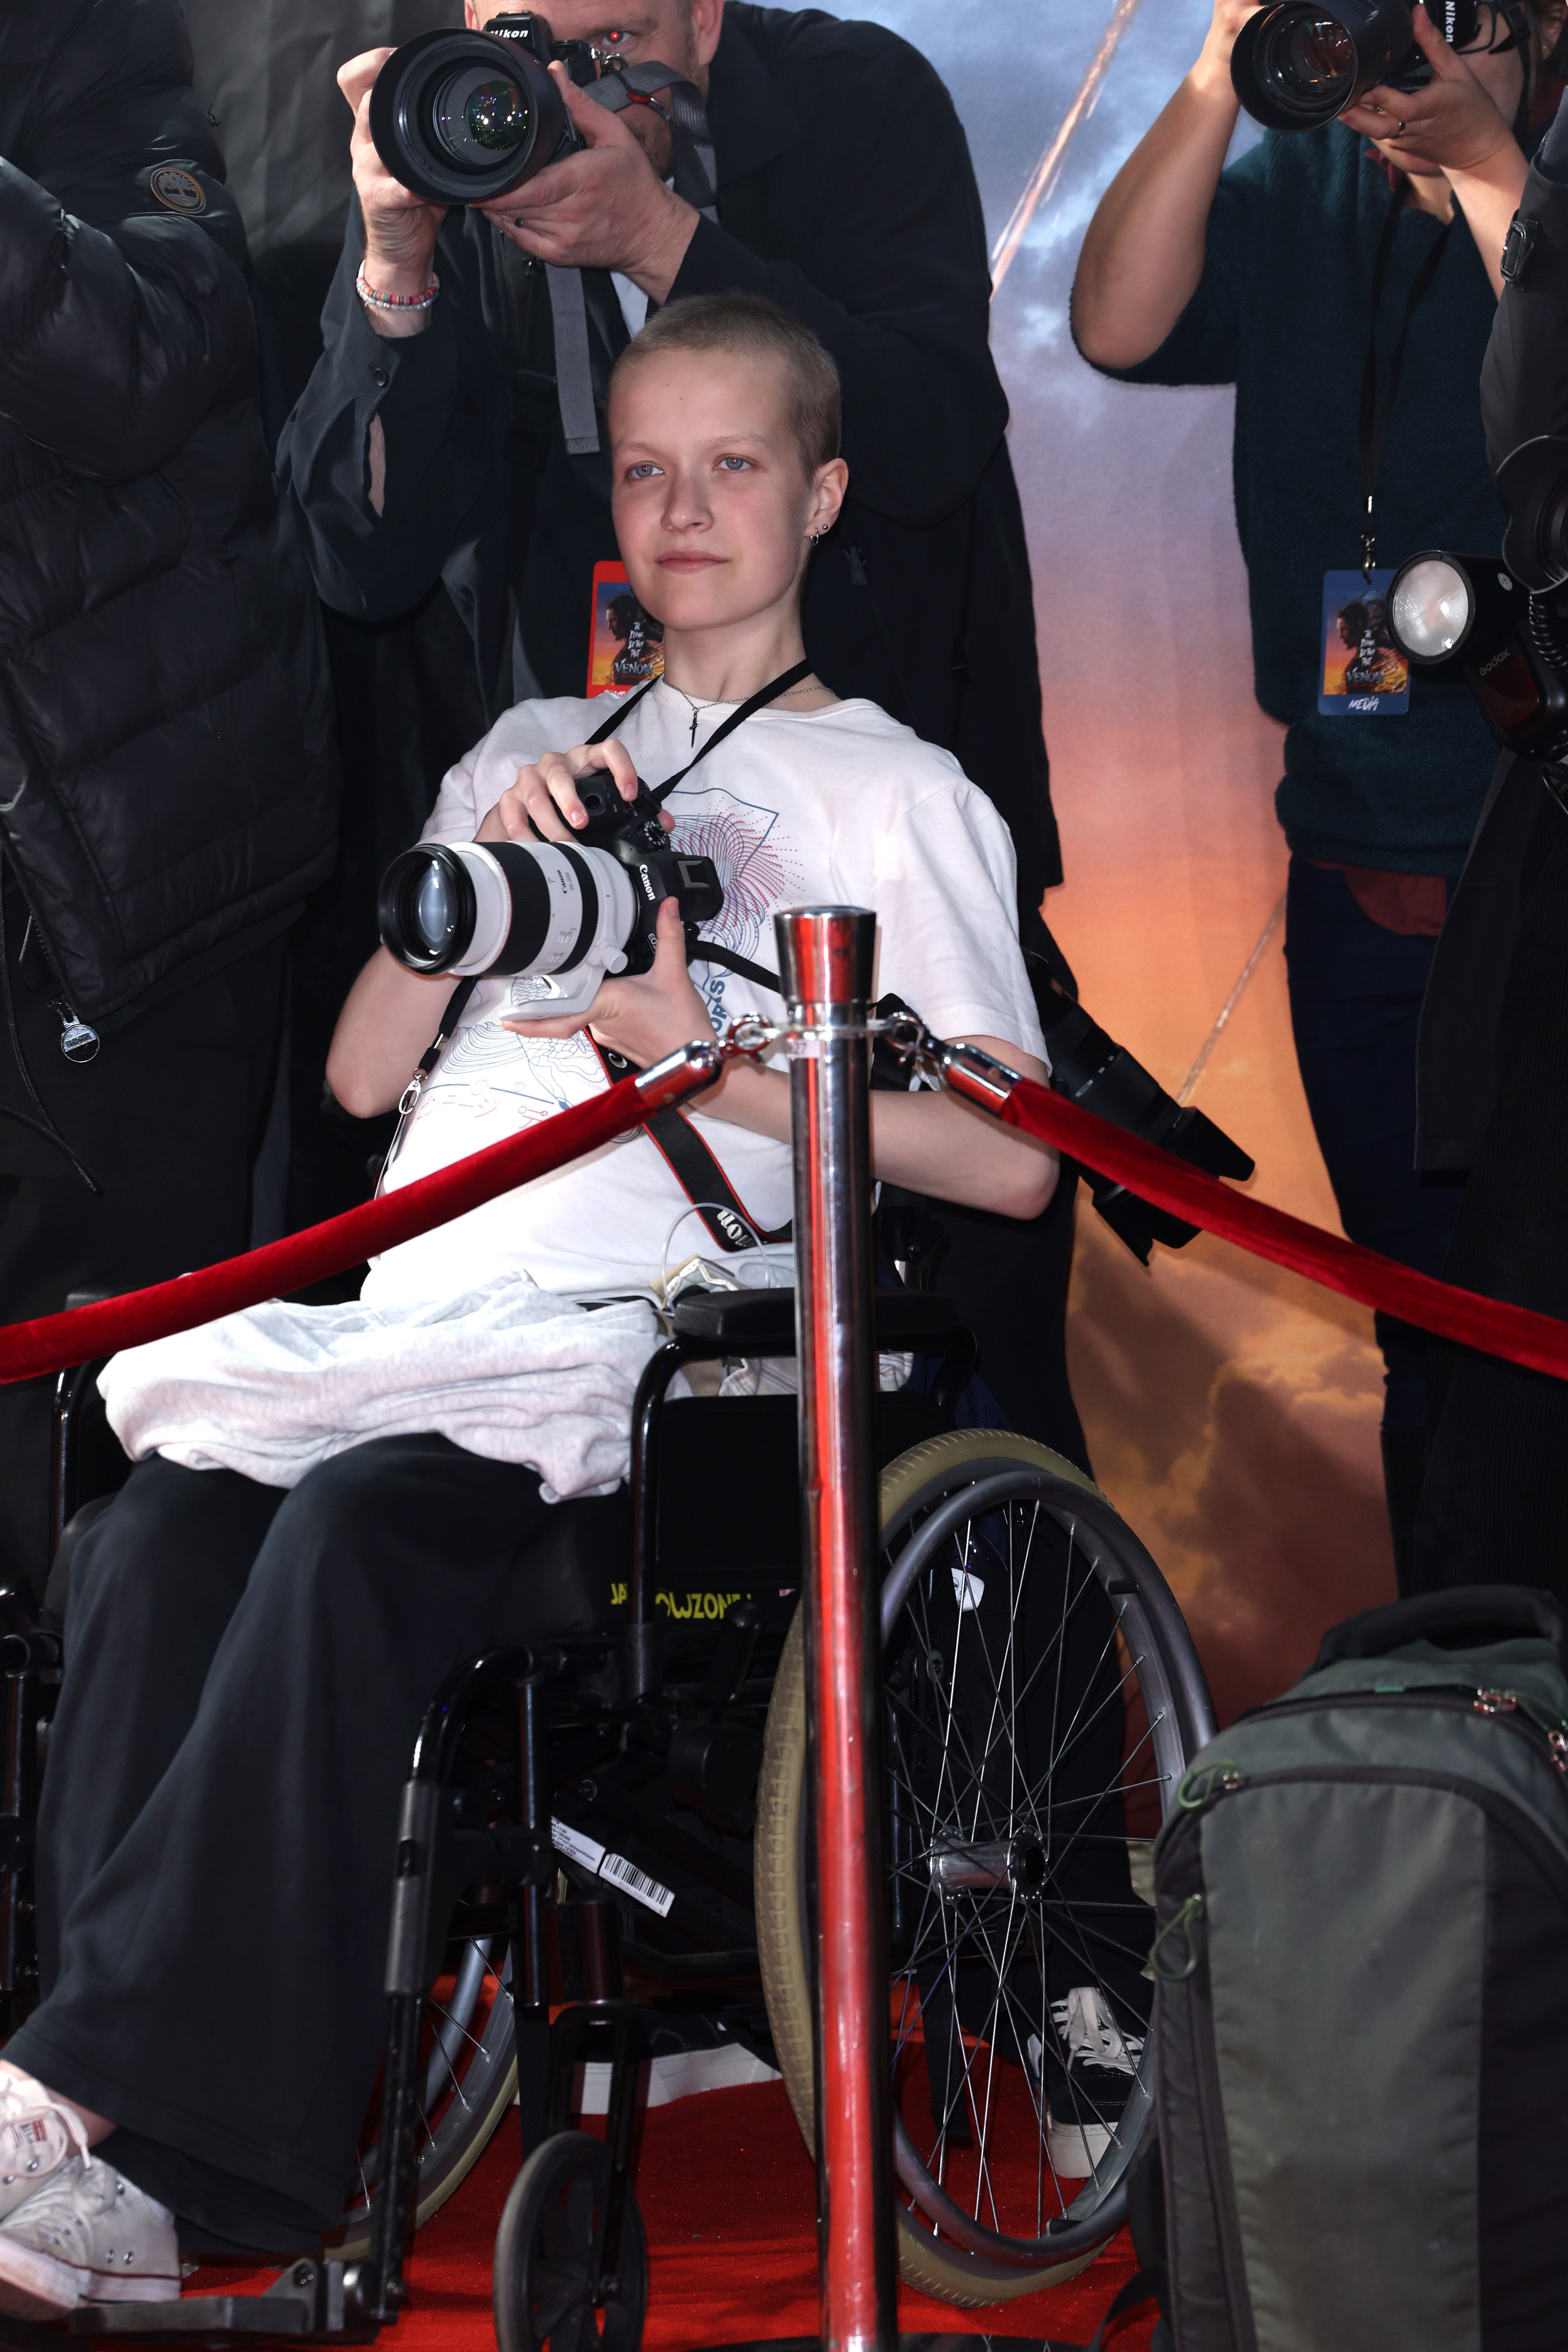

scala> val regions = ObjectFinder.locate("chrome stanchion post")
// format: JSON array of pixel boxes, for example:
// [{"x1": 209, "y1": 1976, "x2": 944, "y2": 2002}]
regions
[{"x1": 775, "y1": 906, "x2": 897, "y2": 2352}]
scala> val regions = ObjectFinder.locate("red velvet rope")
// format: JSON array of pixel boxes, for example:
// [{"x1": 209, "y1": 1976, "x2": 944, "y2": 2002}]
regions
[
  {"x1": 1001, "y1": 1079, "x2": 1568, "y2": 1380},
  {"x1": 0, "y1": 1065, "x2": 707, "y2": 1388},
  {"x1": 0, "y1": 1046, "x2": 1562, "y2": 1390}
]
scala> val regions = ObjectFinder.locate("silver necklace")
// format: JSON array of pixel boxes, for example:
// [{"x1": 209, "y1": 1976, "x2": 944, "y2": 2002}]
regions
[
  {"x1": 664, "y1": 682, "x2": 736, "y2": 746},
  {"x1": 663, "y1": 674, "x2": 826, "y2": 744}
]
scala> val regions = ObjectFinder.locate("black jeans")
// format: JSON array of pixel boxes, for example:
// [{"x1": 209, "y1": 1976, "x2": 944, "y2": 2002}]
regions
[
  {"x1": 0, "y1": 924, "x2": 287, "y2": 1591},
  {"x1": 6, "y1": 1439, "x2": 559, "y2": 2254},
  {"x1": 1415, "y1": 797, "x2": 1568, "y2": 1602},
  {"x1": 1284, "y1": 856, "x2": 1464, "y2": 1434}
]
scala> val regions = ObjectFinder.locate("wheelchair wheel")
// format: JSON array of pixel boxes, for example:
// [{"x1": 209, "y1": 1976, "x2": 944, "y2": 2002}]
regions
[
  {"x1": 754, "y1": 1430, "x2": 1214, "y2": 2306},
  {"x1": 493, "y1": 2130, "x2": 648, "y2": 2352},
  {"x1": 336, "y1": 1935, "x2": 518, "y2": 2257}
]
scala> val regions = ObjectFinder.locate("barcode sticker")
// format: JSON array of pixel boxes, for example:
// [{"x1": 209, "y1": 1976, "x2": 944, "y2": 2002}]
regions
[
  {"x1": 552, "y1": 1818, "x2": 606, "y2": 1875},
  {"x1": 596, "y1": 1848, "x2": 676, "y2": 1918},
  {"x1": 552, "y1": 1819, "x2": 676, "y2": 1918}
]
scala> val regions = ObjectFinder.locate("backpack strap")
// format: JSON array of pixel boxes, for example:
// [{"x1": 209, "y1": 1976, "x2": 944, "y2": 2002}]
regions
[{"x1": 1085, "y1": 2269, "x2": 1167, "y2": 2351}]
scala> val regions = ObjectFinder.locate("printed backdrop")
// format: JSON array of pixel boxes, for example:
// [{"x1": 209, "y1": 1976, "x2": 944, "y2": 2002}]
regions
[
  {"x1": 857, "y1": 0, "x2": 1399, "y2": 1723},
  {"x1": 187, "y1": 0, "x2": 1402, "y2": 1724}
]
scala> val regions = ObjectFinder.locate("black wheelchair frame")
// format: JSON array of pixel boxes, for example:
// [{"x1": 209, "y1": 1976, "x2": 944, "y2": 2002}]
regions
[{"x1": 0, "y1": 1285, "x2": 975, "y2": 2346}]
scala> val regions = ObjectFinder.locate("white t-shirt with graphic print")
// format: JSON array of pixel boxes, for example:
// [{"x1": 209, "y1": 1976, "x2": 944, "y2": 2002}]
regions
[{"x1": 361, "y1": 683, "x2": 1047, "y2": 1306}]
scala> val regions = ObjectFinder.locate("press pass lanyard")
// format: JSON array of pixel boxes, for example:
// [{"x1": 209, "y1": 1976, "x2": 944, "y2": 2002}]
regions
[{"x1": 1359, "y1": 187, "x2": 1451, "y2": 580}]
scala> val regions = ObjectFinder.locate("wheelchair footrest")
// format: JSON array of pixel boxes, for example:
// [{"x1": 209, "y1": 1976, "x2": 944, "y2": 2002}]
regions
[{"x1": 0, "y1": 2259, "x2": 381, "y2": 2345}]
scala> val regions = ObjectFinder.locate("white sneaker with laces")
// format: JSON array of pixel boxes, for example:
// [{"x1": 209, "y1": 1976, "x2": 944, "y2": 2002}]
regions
[
  {"x1": 1031, "y1": 1985, "x2": 1147, "y2": 2181},
  {"x1": 0, "y1": 2070, "x2": 88, "y2": 2225},
  {"x1": 0, "y1": 2152, "x2": 179, "y2": 2318}
]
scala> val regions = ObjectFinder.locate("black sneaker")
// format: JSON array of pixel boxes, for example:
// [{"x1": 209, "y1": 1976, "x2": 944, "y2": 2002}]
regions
[{"x1": 1030, "y1": 1985, "x2": 1145, "y2": 2179}]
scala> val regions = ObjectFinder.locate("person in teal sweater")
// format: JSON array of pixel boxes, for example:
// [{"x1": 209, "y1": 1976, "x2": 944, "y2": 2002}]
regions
[{"x1": 1073, "y1": 0, "x2": 1564, "y2": 1583}]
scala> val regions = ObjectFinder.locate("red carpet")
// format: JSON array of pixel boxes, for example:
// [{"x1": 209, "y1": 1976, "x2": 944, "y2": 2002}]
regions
[{"x1": 191, "y1": 2082, "x2": 1154, "y2": 2350}]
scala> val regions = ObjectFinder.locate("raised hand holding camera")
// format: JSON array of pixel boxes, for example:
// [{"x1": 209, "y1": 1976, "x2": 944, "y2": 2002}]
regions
[
  {"x1": 1338, "y1": 1, "x2": 1521, "y2": 169},
  {"x1": 340, "y1": 48, "x2": 448, "y2": 329},
  {"x1": 479, "y1": 65, "x2": 699, "y2": 299}
]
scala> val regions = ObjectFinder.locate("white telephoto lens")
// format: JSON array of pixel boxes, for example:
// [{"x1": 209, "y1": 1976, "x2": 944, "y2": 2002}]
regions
[
  {"x1": 1390, "y1": 559, "x2": 1473, "y2": 661},
  {"x1": 445, "y1": 842, "x2": 521, "y2": 976},
  {"x1": 443, "y1": 839, "x2": 639, "y2": 986}
]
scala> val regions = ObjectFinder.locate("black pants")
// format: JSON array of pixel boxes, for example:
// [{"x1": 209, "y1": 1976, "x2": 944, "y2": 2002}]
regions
[
  {"x1": 1414, "y1": 799, "x2": 1568, "y2": 1604},
  {"x1": 1283, "y1": 858, "x2": 1466, "y2": 1583},
  {"x1": 6, "y1": 1439, "x2": 558, "y2": 2254},
  {"x1": 1283, "y1": 857, "x2": 1464, "y2": 1429},
  {"x1": 0, "y1": 925, "x2": 287, "y2": 1591}
]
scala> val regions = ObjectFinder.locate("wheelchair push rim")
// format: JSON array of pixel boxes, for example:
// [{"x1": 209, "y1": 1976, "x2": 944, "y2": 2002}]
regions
[
  {"x1": 336, "y1": 1936, "x2": 518, "y2": 2256},
  {"x1": 754, "y1": 1429, "x2": 1215, "y2": 2305}
]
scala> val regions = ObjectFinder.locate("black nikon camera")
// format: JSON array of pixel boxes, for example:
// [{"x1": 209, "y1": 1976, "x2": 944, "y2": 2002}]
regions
[
  {"x1": 368, "y1": 12, "x2": 612, "y2": 206},
  {"x1": 1231, "y1": 0, "x2": 1527, "y2": 131},
  {"x1": 378, "y1": 772, "x2": 724, "y2": 1017}
]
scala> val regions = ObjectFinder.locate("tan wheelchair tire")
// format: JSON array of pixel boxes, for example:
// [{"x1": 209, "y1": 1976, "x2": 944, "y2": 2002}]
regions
[{"x1": 755, "y1": 1430, "x2": 1122, "y2": 2305}]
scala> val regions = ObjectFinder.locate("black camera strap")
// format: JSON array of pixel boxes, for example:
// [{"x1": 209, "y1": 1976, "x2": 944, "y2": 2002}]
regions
[
  {"x1": 584, "y1": 657, "x2": 812, "y2": 794},
  {"x1": 1359, "y1": 186, "x2": 1451, "y2": 577},
  {"x1": 580, "y1": 660, "x2": 811, "y2": 1249}
]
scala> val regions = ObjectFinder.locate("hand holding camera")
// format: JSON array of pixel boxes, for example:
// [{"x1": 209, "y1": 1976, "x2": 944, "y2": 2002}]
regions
[
  {"x1": 348, "y1": 11, "x2": 707, "y2": 310},
  {"x1": 1336, "y1": 4, "x2": 1521, "y2": 179},
  {"x1": 500, "y1": 888, "x2": 711, "y2": 1066},
  {"x1": 339, "y1": 47, "x2": 449, "y2": 324},
  {"x1": 378, "y1": 748, "x2": 722, "y2": 1025},
  {"x1": 477, "y1": 65, "x2": 698, "y2": 298},
  {"x1": 475, "y1": 736, "x2": 673, "y2": 846}
]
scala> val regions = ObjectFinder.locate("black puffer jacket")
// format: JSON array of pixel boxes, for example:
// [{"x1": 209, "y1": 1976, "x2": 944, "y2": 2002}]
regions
[{"x1": 0, "y1": 0, "x2": 337, "y2": 1029}]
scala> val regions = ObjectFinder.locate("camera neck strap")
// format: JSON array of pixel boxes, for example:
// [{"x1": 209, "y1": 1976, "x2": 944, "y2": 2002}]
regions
[
  {"x1": 579, "y1": 658, "x2": 817, "y2": 1249},
  {"x1": 585, "y1": 655, "x2": 811, "y2": 985},
  {"x1": 1359, "y1": 185, "x2": 1451, "y2": 578},
  {"x1": 586, "y1": 63, "x2": 719, "y2": 216},
  {"x1": 585, "y1": 657, "x2": 813, "y2": 799}
]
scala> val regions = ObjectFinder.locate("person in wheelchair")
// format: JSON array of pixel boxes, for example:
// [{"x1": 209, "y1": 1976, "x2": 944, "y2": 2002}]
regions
[{"x1": 0, "y1": 296, "x2": 1058, "y2": 2318}]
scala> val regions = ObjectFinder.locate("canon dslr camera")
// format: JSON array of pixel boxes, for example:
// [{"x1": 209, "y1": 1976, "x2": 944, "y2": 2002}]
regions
[{"x1": 378, "y1": 774, "x2": 724, "y2": 1017}]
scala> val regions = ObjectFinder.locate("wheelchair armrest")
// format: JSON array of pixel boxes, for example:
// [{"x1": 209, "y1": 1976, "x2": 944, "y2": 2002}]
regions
[{"x1": 669, "y1": 1286, "x2": 966, "y2": 1355}]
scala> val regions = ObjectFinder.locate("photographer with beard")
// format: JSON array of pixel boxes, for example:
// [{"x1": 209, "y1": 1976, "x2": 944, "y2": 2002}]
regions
[
  {"x1": 276, "y1": 0, "x2": 1084, "y2": 1463},
  {"x1": 1411, "y1": 98, "x2": 1568, "y2": 1602},
  {"x1": 1073, "y1": 0, "x2": 1564, "y2": 1582}
]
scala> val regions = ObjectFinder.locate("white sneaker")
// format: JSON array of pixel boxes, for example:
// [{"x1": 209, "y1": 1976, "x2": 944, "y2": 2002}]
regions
[
  {"x1": 0, "y1": 2071, "x2": 88, "y2": 2225},
  {"x1": 0, "y1": 2152, "x2": 179, "y2": 2318}
]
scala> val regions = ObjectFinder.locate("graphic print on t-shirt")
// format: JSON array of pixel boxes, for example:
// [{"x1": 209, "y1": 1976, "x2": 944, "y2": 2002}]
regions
[
  {"x1": 413, "y1": 1017, "x2": 603, "y2": 1143},
  {"x1": 671, "y1": 786, "x2": 805, "y2": 1028}
]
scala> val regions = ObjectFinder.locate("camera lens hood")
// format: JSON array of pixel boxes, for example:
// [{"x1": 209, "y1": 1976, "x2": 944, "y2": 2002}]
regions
[
  {"x1": 1231, "y1": 0, "x2": 1415, "y2": 129},
  {"x1": 1495, "y1": 436, "x2": 1568, "y2": 593},
  {"x1": 379, "y1": 843, "x2": 479, "y2": 974},
  {"x1": 368, "y1": 26, "x2": 570, "y2": 205}
]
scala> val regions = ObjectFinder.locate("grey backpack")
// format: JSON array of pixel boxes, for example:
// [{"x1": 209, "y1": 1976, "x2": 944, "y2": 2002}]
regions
[{"x1": 1149, "y1": 1585, "x2": 1568, "y2": 2352}]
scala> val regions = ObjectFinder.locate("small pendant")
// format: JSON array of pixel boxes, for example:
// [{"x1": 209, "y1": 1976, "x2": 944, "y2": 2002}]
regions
[{"x1": 690, "y1": 711, "x2": 700, "y2": 745}]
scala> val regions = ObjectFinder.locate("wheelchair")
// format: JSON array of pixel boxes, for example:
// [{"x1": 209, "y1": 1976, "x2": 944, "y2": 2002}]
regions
[{"x1": 0, "y1": 1278, "x2": 1214, "y2": 2348}]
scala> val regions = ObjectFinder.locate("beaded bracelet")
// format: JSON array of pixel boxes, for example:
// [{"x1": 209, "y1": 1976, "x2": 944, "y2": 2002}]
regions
[{"x1": 356, "y1": 267, "x2": 440, "y2": 313}]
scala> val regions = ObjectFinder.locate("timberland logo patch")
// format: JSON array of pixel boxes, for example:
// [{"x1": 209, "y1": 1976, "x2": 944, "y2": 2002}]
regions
[{"x1": 148, "y1": 167, "x2": 206, "y2": 215}]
